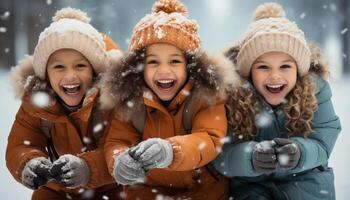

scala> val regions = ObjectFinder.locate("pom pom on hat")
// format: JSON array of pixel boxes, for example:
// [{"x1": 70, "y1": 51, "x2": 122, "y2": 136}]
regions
[
  {"x1": 253, "y1": 2, "x2": 285, "y2": 21},
  {"x1": 152, "y1": 0, "x2": 188, "y2": 15},
  {"x1": 52, "y1": 7, "x2": 90, "y2": 23}
]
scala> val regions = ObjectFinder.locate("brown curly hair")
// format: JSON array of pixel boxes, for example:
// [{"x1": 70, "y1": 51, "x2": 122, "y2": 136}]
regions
[{"x1": 225, "y1": 42, "x2": 329, "y2": 140}]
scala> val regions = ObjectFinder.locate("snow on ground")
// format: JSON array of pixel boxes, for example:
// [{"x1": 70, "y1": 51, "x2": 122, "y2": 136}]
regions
[{"x1": 0, "y1": 69, "x2": 349, "y2": 199}]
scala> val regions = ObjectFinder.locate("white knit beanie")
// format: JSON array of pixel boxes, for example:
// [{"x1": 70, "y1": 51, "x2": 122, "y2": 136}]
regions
[
  {"x1": 236, "y1": 2, "x2": 311, "y2": 77},
  {"x1": 33, "y1": 7, "x2": 108, "y2": 80}
]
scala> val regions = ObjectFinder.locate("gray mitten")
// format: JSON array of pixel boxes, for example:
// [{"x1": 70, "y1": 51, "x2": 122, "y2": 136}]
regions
[
  {"x1": 21, "y1": 157, "x2": 52, "y2": 190},
  {"x1": 130, "y1": 138, "x2": 173, "y2": 170},
  {"x1": 50, "y1": 154, "x2": 90, "y2": 188},
  {"x1": 252, "y1": 140, "x2": 278, "y2": 174},
  {"x1": 113, "y1": 150, "x2": 146, "y2": 185},
  {"x1": 273, "y1": 138, "x2": 301, "y2": 170}
]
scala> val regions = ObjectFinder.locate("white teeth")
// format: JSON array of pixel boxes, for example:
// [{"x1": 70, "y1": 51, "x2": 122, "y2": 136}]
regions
[
  {"x1": 267, "y1": 84, "x2": 283, "y2": 88},
  {"x1": 157, "y1": 80, "x2": 174, "y2": 84},
  {"x1": 62, "y1": 84, "x2": 79, "y2": 89}
]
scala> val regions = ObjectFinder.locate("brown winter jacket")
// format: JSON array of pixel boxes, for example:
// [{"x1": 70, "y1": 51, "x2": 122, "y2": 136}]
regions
[
  {"x1": 6, "y1": 36, "x2": 122, "y2": 196},
  {"x1": 100, "y1": 51, "x2": 239, "y2": 199}
]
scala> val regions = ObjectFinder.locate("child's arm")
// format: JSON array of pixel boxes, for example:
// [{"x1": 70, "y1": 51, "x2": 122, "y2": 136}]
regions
[
  {"x1": 213, "y1": 134, "x2": 263, "y2": 177},
  {"x1": 165, "y1": 100, "x2": 228, "y2": 171},
  {"x1": 5, "y1": 104, "x2": 49, "y2": 184},
  {"x1": 103, "y1": 116, "x2": 142, "y2": 176},
  {"x1": 287, "y1": 76, "x2": 341, "y2": 174}
]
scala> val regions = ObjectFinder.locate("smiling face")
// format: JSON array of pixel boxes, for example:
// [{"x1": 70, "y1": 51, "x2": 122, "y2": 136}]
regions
[
  {"x1": 144, "y1": 43, "x2": 187, "y2": 101},
  {"x1": 251, "y1": 52, "x2": 297, "y2": 106},
  {"x1": 47, "y1": 49, "x2": 94, "y2": 106}
]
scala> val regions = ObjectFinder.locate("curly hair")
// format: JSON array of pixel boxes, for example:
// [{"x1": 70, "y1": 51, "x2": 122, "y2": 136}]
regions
[{"x1": 225, "y1": 41, "x2": 329, "y2": 140}]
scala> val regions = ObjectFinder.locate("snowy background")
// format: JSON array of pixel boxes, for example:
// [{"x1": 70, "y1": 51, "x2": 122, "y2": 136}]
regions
[{"x1": 1, "y1": 0, "x2": 350, "y2": 199}]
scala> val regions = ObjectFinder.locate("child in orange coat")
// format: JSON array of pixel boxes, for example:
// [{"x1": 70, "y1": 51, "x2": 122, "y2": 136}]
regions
[
  {"x1": 6, "y1": 7, "x2": 122, "y2": 199},
  {"x1": 100, "y1": 0, "x2": 238, "y2": 199}
]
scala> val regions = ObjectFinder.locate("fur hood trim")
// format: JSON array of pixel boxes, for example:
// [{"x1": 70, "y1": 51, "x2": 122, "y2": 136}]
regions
[{"x1": 10, "y1": 55, "x2": 53, "y2": 100}]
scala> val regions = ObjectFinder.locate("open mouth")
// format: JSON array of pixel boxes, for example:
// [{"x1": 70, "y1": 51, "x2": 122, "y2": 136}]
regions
[
  {"x1": 61, "y1": 84, "x2": 81, "y2": 95},
  {"x1": 156, "y1": 79, "x2": 176, "y2": 90},
  {"x1": 265, "y1": 84, "x2": 285, "y2": 94}
]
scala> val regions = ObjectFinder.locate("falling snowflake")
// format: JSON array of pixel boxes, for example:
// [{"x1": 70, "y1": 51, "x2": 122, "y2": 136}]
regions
[
  {"x1": 255, "y1": 111, "x2": 273, "y2": 128},
  {"x1": 118, "y1": 192, "x2": 127, "y2": 199},
  {"x1": 198, "y1": 142, "x2": 206, "y2": 150},
  {"x1": 0, "y1": 27, "x2": 7, "y2": 33},
  {"x1": 125, "y1": 38, "x2": 130, "y2": 45},
  {"x1": 155, "y1": 27, "x2": 165, "y2": 39},
  {"x1": 83, "y1": 137, "x2": 92, "y2": 144},
  {"x1": 220, "y1": 136, "x2": 231, "y2": 144},
  {"x1": 23, "y1": 140, "x2": 31, "y2": 145},
  {"x1": 215, "y1": 116, "x2": 220, "y2": 120},
  {"x1": 341, "y1": 28, "x2": 348, "y2": 35},
  {"x1": 46, "y1": 0, "x2": 52, "y2": 5},
  {"x1": 66, "y1": 193, "x2": 72, "y2": 200},
  {"x1": 277, "y1": 154, "x2": 290, "y2": 166},
  {"x1": 81, "y1": 146, "x2": 87, "y2": 153},
  {"x1": 155, "y1": 194, "x2": 173, "y2": 200},
  {"x1": 323, "y1": 5, "x2": 328, "y2": 10},
  {"x1": 0, "y1": 11, "x2": 10, "y2": 20},
  {"x1": 102, "y1": 195, "x2": 109, "y2": 200},
  {"x1": 299, "y1": 13, "x2": 306, "y2": 19},
  {"x1": 329, "y1": 3, "x2": 337, "y2": 11},
  {"x1": 78, "y1": 188, "x2": 85, "y2": 194},
  {"x1": 136, "y1": 63, "x2": 144, "y2": 72},
  {"x1": 31, "y1": 91, "x2": 50, "y2": 108},
  {"x1": 4, "y1": 48, "x2": 10, "y2": 53},
  {"x1": 256, "y1": 140, "x2": 276, "y2": 151},
  {"x1": 238, "y1": 134, "x2": 244, "y2": 140},
  {"x1": 182, "y1": 89, "x2": 190, "y2": 96},
  {"x1": 320, "y1": 190, "x2": 329, "y2": 195},
  {"x1": 127, "y1": 101, "x2": 134, "y2": 108},
  {"x1": 93, "y1": 123, "x2": 103, "y2": 133},
  {"x1": 81, "y1": 190, "x2": 94, "y2": 199},
  {"x1": 143, "y1": 91, "x2": 153, "y2": 100},
  {"x1": 151, "y1": 189, "x2": 158, "y2": 193},
  {"x1": 216, "y1": 146, "x2": 222, "y2": 153}
]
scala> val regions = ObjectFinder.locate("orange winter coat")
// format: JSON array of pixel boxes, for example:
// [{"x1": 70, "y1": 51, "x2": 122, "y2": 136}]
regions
[
  {"x1": 6, "y1": 88, "x2": 117, "y2": 192},
  {"x1": 100, "y1": 51, "x2": 238, "y2": 199},
  {"x1": 6, "y1": 36, "x2": 123, "y2": 198}
]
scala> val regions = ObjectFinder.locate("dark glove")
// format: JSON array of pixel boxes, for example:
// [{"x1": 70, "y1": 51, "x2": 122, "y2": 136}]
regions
[
  {"x1": 50, "y1": 154, "x2": 90, "y2": 188},
  {"x1": 273, "y1": 138, "x2": 301, "y2": 170},
  {"x1": 129, "y1": 138, "x2": 173, "y2": 170},
  {"x1": 21, "y1": 157, "x2": 52, "y2": 190},
  {"x1": 252, "y1": 140, "x2": 278, "y2": 174},
  {"x1": 113, "y1": 150, "x2": 146, "y2": 185}
]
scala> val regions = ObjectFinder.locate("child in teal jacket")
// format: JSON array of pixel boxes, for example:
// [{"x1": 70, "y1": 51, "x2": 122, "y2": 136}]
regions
[{"x1": 214, "y1": 3, "x2": 341, "y2": 200}]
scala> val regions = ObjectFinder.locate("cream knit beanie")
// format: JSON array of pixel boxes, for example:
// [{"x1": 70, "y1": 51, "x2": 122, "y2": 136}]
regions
[
  {"x1": 237, "y1": 2, "x2": 311, "y2": 77},
  {"x1": 33, "y1": 7, "x2": 109, "y2": 80}
]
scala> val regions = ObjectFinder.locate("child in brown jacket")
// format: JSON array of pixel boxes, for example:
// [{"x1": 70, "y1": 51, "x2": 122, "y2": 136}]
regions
[
  {"x1": 6, "y1": 7, "x2": 123, "y2": 199},
  {"x1": 100, "y1": 0, "x2": 238, "y2": 199}
]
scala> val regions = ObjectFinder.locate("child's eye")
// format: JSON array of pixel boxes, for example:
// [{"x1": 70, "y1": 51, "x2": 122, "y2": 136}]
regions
[
  {"x1": 146, "y1": 60, "x2": 158, "y2": 65},
  {"x1": 280, "y1": 64, "x2": 291, "y2": 69},
  {"x1": 170, "y1": 59, "x2": 182, "y2": 64},
  {"x1": 256, "y1": 65, "x2": 269, "y2": 70},
  {"x1": 76, "y1": 64, "x2": 87, "y2": 68},
  {"x1": 53, "y1": 64, "x2": 64, "y2": 69}
]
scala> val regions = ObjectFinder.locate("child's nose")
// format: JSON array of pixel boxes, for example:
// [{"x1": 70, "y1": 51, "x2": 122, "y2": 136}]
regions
[
  {"x1": 63, "y1": 70, "x2": 78, "y2": 81},
  {"x1": 268, "y1": 71, "x2": 283, "y2": 80},
  {"x1": 158, "y1": 63, "x2": 171, "y2": 73}
]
